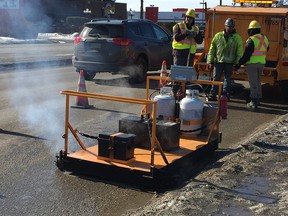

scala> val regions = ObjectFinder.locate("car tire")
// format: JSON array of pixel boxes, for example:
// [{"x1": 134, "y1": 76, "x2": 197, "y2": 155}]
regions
[
  {"x1": 128, "y1": 57, "x2": 147, "y2": 84},
  {"x1": 83, "y1": 71, "x2": 96, "y2": 81}
]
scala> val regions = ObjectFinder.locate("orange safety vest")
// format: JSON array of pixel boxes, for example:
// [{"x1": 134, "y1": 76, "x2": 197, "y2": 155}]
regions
[{"x1": 247, "y1": 34, "x2": 269, "y2": 64}]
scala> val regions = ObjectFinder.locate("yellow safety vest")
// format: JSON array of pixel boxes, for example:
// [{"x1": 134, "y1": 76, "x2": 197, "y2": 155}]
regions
[
  {"x1": 172, "y1": 22, "x2": 199, "y2": 54},
  {"x1": 247, "y1": 34, "x2": 269, "y2": 64}
]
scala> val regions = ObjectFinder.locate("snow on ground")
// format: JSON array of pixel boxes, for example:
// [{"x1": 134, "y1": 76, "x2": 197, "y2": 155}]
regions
[
  {"x1": 37, "y1": 32, "x2": 79, "y2": 43},
  {"x1": 0, "y1": 33, "x2": 78, "y2": 44}
]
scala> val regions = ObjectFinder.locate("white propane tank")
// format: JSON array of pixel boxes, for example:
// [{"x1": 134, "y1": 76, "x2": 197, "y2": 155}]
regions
[
  {"x1": 153, "y1": 87, "x2": 175, "y2": 120},
  {"x1": 179, "y1": 89, "x2": 204, "y2": 134}
]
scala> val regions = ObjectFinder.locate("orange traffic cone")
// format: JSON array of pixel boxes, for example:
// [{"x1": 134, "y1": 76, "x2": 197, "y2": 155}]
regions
[
  {"x1": 71, "y1": 70, "x2": 94, "y2": 109},
  {"x1": 159, "y1": 60, "x2": 168, "y2": 88}
]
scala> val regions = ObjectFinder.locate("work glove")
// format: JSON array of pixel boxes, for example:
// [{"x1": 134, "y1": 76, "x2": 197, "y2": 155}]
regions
[
  {"x1": 234, "y1": 64, "x2": 241, "y2": 70},
  {"x1": 186, "y1": 30, "x2": 196, "y2": 38}
]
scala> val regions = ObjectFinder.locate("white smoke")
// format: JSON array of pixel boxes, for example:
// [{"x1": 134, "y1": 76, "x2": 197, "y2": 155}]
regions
[{"x1": 6, "y1": 64, "x2": 68, "y2": 153}]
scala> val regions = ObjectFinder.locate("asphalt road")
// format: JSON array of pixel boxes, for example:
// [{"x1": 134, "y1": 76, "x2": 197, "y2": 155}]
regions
[
  {"x1": 0, "y1": 43, "x2": 288, "y2": 215},
  {"x1": 0, "y1": 66, "x2": 154, "y2": 216}
]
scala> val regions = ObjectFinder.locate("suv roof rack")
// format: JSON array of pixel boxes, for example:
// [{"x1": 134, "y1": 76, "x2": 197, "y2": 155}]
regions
[
  {"x1": 122, "y1": 19, "x2": 153, "y2": 23},
  {"x1": 89, "y1": 18, "x2": 154, "y2": 24}
]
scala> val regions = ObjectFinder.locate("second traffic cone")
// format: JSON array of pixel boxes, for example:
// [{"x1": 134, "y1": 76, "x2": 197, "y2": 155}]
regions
[
  {"x1": 72, "y1": 70, "x2": 94, "y2": 109},
  {"x1": 159, "y1": 60, "x2": 168, "y2": 88}
]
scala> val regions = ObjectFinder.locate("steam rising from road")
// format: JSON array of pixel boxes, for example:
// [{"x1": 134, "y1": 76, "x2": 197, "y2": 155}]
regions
[
  {"x1": 7, "y1": 64, "x2": 67, "y2": 152},
  {"x1": 2, "y1": 28, "x2": 75, "y2": 151},
  {"x1": 0, "y1": 0, "x2": 79, "y2": 151}
]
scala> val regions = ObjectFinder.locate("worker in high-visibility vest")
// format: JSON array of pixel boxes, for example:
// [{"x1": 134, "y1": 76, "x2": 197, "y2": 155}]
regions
[
  {"x1": 207, "y1": 18, "x2": 243, "y2": 102},
  {"x1": 172, "y1": 9, "x2": 203, "y2": 66},
  {"x1": 235, "y1": 20, "x2": 269, "y2": 110}
]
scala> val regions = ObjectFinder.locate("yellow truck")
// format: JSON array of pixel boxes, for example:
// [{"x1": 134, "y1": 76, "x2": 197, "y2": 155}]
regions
[{"x1": 195, "y1": 1, "x2": 288, "y2": 101}]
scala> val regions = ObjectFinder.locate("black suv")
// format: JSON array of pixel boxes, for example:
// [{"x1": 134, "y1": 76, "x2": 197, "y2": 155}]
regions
[{"x1": 72, "y1": 19, "x2": 173, "y2": 83}]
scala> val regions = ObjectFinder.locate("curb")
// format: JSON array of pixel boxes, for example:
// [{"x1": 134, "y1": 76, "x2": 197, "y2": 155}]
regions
[
  {"x1": 0, "y1": 58, "x2": 72, "y2": 71},
  {"x1": 234, "y1": 114, "x2": 288, "y2": 147}
]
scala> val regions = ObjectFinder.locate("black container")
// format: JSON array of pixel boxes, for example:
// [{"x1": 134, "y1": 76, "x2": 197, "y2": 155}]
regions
[
  {"x1": 98, "y1": 131, "x2": 116, "y2": 158},
  {"x1": 156, "y1": 120, "x2": 180, "y2": 151},
  {"x1": 119, "y1": 116, "x2": 150, "y2": 149},
  {"x1": 113, "y1": 133, "x2": 135, "y2": 160},
  {"x1": 119, "y1": 116, "x2": 180, "y2": 152}
]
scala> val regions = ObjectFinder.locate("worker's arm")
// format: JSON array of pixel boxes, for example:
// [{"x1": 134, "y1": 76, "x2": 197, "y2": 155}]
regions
[
  {"x1": 235, "y1": 34, "x2": 244, "y2": 64},
  {"x1": 194, "y1": 29, "x2": 203, "y2": 44},
  {"x1": 173, "y1": 23, "x2": 187, "y2": 42},
  {"x1": 207, "y1": 34, "x2": 217, "y2": 64},
  {"x1": 238, "y1": 38, "x2": 254, "y2": 66}
]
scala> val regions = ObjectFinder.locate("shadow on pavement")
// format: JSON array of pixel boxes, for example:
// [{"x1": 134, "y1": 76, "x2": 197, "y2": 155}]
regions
[{"x1": 0, "y1": 128, "x2": 47, "y2": 140}]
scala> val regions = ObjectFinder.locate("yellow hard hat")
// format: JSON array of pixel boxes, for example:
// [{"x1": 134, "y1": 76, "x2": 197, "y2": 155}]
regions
[
  {"x1": 186, "y1": 9, "x2": 196, "y2": 18},
  {"x1": 248, "y1": 20, "x2": 261, "y2": 29}
]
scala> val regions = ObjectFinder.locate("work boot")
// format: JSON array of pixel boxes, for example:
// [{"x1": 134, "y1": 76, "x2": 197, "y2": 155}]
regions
[
  {"x1": 207, "y1": 93, "x2": 217, "y2": 101},
  {"x1": 247, "y1": 99, "x2": 257, "y2": 111},
  {"x1": 256, "y1": 99, "x2": 261, "y2": 106}
]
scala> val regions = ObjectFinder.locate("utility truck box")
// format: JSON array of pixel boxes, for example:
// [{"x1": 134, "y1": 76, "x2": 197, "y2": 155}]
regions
[{"x1": 194, "y1": 2, "x2": 288, "y2": 100}]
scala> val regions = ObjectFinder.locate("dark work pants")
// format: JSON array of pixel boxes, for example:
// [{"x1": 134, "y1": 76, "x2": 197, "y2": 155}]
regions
[
  {"x1": 173, "y1": 53, "x2": 195, "y2": 66},
  {"x1": 210, "y1": 62, "x2": 233, "y2": 95}
]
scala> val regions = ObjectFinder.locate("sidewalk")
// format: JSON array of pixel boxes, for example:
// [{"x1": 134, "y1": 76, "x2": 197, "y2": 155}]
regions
[{"x1": 0, "y1": 40, "x2": 73, "y2": 70}]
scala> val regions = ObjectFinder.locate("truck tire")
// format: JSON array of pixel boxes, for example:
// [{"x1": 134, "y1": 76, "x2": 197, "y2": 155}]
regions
[
  {"x1": 128, "y1": 57, "x2": 148, "y2": 84},
  {"x1": 280, "y1": 80, "x2": 288, "y2": 102}
]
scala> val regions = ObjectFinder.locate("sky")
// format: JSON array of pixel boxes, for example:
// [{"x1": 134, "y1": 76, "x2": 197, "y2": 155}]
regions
[{"x1": 118, "y1": 0, "x2": 234, "y2": 12}]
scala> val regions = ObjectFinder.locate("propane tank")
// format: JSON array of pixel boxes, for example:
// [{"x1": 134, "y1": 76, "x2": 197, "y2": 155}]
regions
[
  {"x1": 179, "y1": 89, "x2": 204, "y2": 134},
  {"x1": 220, "y1": 94, "x2": 228, "y2": 119},
  {"x1": 153, "y1": 87, "x2": 175, "y2": 120}
]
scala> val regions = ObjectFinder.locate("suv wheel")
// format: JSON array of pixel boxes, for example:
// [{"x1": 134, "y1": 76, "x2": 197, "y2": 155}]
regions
[
  {"x1": 128, "y1": 57, "x2": 148, "y2": 84},
  {"x1": 84, "y1": 71, "x2": 96, "y2": 81}
]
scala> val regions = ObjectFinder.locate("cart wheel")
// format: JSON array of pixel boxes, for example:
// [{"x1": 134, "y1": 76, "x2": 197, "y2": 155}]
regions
[{"x1": 56, "y1": 150, "x2": 64, "y2": 171}]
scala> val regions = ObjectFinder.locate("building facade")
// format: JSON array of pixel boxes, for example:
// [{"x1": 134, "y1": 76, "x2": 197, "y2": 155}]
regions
[{"x1": 0, "y1": 0, "x2": 205, "y2": 38}]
